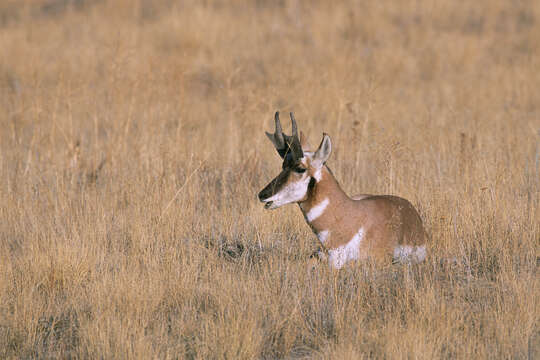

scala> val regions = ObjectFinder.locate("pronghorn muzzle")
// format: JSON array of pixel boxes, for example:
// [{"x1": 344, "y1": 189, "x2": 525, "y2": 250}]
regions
[{"x1": 258, "y1": 169, "x2": 290, "y2": 209}]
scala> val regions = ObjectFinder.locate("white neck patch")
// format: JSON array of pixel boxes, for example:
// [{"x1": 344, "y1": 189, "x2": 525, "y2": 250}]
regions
[
  {"x1": 306, "y1": 198, "x2": 329, "y2": 222},
  {"x1": 328, "y1": 228, "x2": 364, "y2": 269}
]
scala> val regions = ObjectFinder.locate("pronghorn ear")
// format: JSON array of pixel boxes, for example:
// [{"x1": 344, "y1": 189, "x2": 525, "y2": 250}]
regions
[
  {"x1": 299, "y1": 131, "x2": 313, "y2": 152},
  {"x1": 312, "y1": 133, "x2": 331, "y2": 167}
]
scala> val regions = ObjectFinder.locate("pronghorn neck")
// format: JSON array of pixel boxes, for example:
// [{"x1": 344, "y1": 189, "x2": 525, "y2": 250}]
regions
[{"x1": 299, "y1": 165, "x2": 349, "y2": 232}]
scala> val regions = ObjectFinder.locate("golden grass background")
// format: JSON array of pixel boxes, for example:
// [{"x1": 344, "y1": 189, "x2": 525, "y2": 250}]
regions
[{"x1": 0, "y1": 0, "x2": 539, "y2": 358}]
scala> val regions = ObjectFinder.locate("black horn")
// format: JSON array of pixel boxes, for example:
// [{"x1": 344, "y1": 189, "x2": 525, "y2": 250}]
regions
[
  {"x1": 290, "y1": 112, "x2": 298, "y2": 138},
  {"x1": 288, "y1": 112, "x2": 303, "y2": 159},
  {"x1": 274, "y1": 112, "x2": 285, "y2": 147},
  {"x1": 266, "y1": 111, "x2": 287, "y2": 157},
  {"x1": 265, "y1": 111, "x2": 303, "y2": 159}
]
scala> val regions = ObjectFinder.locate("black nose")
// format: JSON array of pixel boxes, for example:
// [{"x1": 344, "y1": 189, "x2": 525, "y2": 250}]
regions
[{"x1": 258, "y1": 189, "x2": 266, "y2": 202}]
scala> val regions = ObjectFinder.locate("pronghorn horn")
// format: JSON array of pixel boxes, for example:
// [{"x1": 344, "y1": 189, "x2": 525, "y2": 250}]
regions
[
  {"x1": 290, "y1": 112, "x2": 298, "y2": 139},
  {"x1": 289, "y1": 112, "x2": 303, "y2": 159},
  {"x1": 274, "y1": 111, "x2": 285, "y2": 147},
  {"x1": 265, "y1": 111, "x2": 303, "y2": 159},
  {"x1": 266, "y1": 111, "x2": 288, "y2": 157}
]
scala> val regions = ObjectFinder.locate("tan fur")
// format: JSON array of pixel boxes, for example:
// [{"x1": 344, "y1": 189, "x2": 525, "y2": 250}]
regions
[{"x1": 299, "y1": 166, "x2": 427, "y2": 263}]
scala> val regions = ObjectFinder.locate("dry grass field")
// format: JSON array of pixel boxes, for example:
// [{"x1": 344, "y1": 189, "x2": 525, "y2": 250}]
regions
[{"x1": 0, "y1": 0, "x2": 539, "y2": 358}]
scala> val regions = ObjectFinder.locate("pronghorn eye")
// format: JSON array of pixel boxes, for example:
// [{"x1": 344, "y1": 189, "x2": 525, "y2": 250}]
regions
[{"x1": 294, "y1": 167, "x2": 306, "y2": 174}]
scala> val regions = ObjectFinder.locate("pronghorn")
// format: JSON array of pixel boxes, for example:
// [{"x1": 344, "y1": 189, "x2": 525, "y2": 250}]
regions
[{"x1": 258, "y1": 112, "x2": 428, "y2": 269}]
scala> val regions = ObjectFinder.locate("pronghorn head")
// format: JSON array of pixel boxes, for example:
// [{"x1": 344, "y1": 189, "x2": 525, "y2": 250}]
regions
[{"x1": 258, "y1": 112, "x2": 332, "y2": 210}]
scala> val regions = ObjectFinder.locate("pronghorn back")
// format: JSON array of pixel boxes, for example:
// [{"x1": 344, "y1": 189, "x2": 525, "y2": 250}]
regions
[{"x1": 258, "y1": 112, "x2": 428, "y2": 269}]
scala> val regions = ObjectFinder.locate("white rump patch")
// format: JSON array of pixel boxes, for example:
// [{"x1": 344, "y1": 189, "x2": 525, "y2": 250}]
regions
[
  {"x1": 306, "y1": 198, "x2": 329, "y2": 222},
  {"x1": 317, "y1": 230, "x2": 330, "y2": 245},
  {"x1": 393, "y1": 245, "x2": 427, "y2": 264},
  {"x1": 328, "y1": 228, "x2": 364, "y2": 269}
]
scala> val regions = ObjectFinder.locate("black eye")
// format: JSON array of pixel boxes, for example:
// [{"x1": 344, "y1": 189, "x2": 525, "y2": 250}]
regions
[{"x1": 294, "y1": 167, "x2": 306, "y2": 173}]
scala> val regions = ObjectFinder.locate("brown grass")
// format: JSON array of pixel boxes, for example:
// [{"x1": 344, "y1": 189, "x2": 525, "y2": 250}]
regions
[{"x1": 0, "y1": 0, "x2": 539, "y2": 358}]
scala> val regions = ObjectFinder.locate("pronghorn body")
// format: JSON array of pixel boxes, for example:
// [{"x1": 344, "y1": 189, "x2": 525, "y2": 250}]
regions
[
  {"x1": 258, "y1": 112, "x2": 428, "y2": 269},
  {"x1": 299, "y1": 166, "x2": 427, "y2": 268}
]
